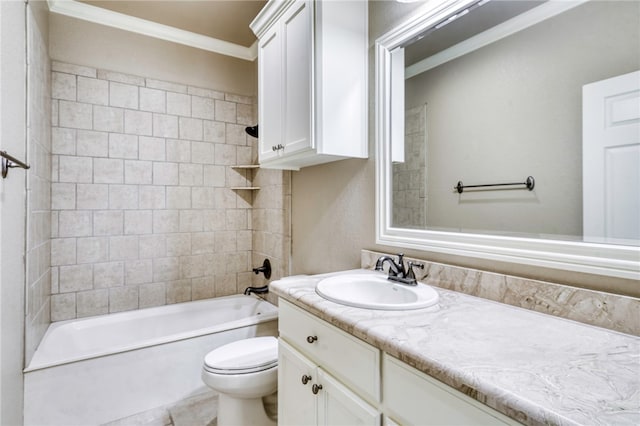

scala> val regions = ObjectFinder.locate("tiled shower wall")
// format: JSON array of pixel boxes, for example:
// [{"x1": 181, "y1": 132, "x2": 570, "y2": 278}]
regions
[
  {"x1": 25, "y1": 5, "x2": 52, "y2": 361},
  {"x1": 392, "y1": 104, "x2": 427, "y2": 228},
  {"x1": 50, "y1": 61, "x2": 287, "y2": 321}
]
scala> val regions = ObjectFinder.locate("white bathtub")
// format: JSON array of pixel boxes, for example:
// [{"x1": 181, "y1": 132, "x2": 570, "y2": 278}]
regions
[{"x1": 24, "y1": 294, "x2": 278, "y2": 426}]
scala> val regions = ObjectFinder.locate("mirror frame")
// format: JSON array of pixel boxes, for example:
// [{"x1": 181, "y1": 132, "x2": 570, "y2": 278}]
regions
[{"x1": 374, "y1": 0, "x2": 640, "y2": 280}]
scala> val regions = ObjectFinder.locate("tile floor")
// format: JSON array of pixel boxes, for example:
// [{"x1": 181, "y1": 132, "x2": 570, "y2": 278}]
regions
[{"x1": 103, "y1": 391, "x2": 277, "y2": 426}]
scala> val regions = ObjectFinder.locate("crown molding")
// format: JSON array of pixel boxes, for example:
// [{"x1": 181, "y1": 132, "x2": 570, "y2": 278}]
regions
[{"x1": 47, "y1": 0, "x2": 258, "y2": 61}]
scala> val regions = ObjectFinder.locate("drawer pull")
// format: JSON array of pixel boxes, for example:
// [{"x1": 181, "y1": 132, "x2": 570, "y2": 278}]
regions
[
  {"x1": 312, "y1": 384, "x2": 323, "y2": 394},
  {"x1": 301, "y1": 374, "x2": 312, "y2": 385},
  {"x1": 306, "y1": 335, "x2": 318, "y2": 344}
]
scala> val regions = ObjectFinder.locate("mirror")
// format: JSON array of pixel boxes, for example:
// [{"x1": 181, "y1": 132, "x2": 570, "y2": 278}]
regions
[{"x1": 375, "y1": 0, "x2": 640, "y2": 280}]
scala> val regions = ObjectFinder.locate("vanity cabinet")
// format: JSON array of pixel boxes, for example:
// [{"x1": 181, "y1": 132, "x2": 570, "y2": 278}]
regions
[
  {"x1": 383, "y1": 355, "x2": 519, "y2": 426},
  {"x1": 278, "y1": 299, "x2": 522, "y2": 426},
  {"x1": 250, "y1": 0, "x2": 368, "y2": 170},
  {"x1": 278, "y1": 300, "x2": 381, "y2": 425}
]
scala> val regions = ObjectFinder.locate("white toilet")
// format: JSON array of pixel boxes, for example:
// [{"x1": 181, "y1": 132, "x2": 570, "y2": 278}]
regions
[{"x1": 201, "y1": 336, "x2": 278, "y2": 426}]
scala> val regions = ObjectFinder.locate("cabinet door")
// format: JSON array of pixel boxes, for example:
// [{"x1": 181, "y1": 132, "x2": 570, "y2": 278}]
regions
[
  {"x1": 258, "y1": 24, "x2": 283, "y2": 162},
  {"x1": 383, "y1": 355, "x2": 518, "y2": 425},
  {"x1": 282, "y1": 0, "x2": 313, "y2": 156},
  {"x1": 278, "y1": 340, "x2": 316, "y2": 426},
  {"x1": 317, "y1": 369, "x2": 381, "y2": 426}
]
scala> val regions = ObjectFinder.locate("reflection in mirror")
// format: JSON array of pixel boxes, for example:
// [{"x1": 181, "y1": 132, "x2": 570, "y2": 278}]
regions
[{"x1": 390, "y1": 0, "x2": 639, "y2": 246}]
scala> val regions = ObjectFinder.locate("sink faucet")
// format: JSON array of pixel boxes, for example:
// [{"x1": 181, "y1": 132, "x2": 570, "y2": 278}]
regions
[{"x1": 375, "y1": 254, "x2": 424, "y2": 286}]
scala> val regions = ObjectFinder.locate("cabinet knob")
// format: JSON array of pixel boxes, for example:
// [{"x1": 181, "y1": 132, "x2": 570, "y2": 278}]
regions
[
  {"x1": 301, "y1": 374, "x2": 312, "y2": 385},
  {"x1": 312, "y1": 384, "x2": 323, "y2": 395},
  {"x1": 306, "y1": 335, "x2": 318, "y2": 344}
]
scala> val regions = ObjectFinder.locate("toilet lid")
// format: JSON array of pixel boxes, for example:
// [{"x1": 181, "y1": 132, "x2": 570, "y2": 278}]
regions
[{"x1": 204, "y1": 336, "x2": 278, "y2": 374}]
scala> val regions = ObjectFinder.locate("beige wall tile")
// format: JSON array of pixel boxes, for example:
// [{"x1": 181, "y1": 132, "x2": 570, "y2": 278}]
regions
[
  {"x1": 94, "y1": 158, "x2": 124, "y2": 184},
  {"x1": 58, "y1": 155, "x2": 92, "y2": 183},
  {"x1": 166, "y1": 186, "x2": 191, "y2": 209},
  {"x1": 109, "y1": 185, "x2": 138, "y2": 209},
  {"x1": 59, "y1": 210, "x2": 92, "y2": 237},
  {"x1": 77, "y1": 289, "x2": 109, "y2": 318},
  {"x1": 125, "y1": 259, "x2": 153, "y2": 285},
  {"x1": 138, "y1": 136, "x2": 165, "y2": 161},
  {"x1": 124, "y1": 160, "x2": 153, "y2": 185},
  {"x1": 139, "y1": 282, "x2": 166, "y2": 308},
  {"x1": 108, "y1": 133, "x2": 138, "y2": 159},
  {"x1": 77, "y1": 76, "x2": 108, "y2": 105},
  {"x1": 93, "y1": 210, "x2": 123, "y2": 236},
  {"x1": 192, "y1": 96, "x2": 215, "y2": 120},
  {"x1": 93, "y1": 105, "x2": 124, "y2": 133},
  {"x1": 139, "y1": 87, "x2": 166, "y2": 113},
  {"x1": 124, "y1": 210, "x2": 153, "y2": 235},
  {"x1": 51, "y1": 293, "x2": 76, "y2": 321},
  {"x1": 166, "y1": 279, "x2": 191, "y2": 304},
  {"x1": 59, "y1": 100, "x2": 92, "y2": 130},
  {"x1": 203, "y1": 120, "x2": 225, "y2": 143},
  {"x1": 76, "y1": 130, "x2": 108, "y2": 157},
  {"x1": 52, "y1": 72, "x2": 76, "y2": 101},
  {"x1": 179, "y1": 163, "x2": 203, "y2": 186},
  {"x1": 166, "y1": 139, "x2": 191, "y2": 163},
  {"x1": 124, "y1": 110, "x2": 152, "y2": 136},
  {"x1": 52, "y1": 127, "x2": 76, "y2": 155},
  {"x1": 93, "y1": 261, "x2": 124, "y2": 288},
  {"x1": 76, "y1": 237, "x2": 109, "y2": 264},
  {"x1": 191, "y1": 141, "x2": 214, "y2": 164},
  {"x1": 109, "y1": 235, "x2": 139, "y2": 261},
  {"x1": 139, "y1": 185, "x2": 165, "y2": 209},
  {"x1": 152, "y1": 162, "x2": 179, "y2": 185},
  {"x1": 59, "y1": 264, "x2": 93, "y2": 292},
  {"x1": 179, "y1": 117, "x2": 203, "y2": 141},
  {"x1": 153, "y1": 113, "x2": 178, "y2": 138},
  {"x1": 76, "y1": 183, "x2": 109, "y2": 209},
  {"x1": 214, "y1": 100, "x2": 236, "y2": 123},
  {"x1": 51, "y1": 183, "x2": 76, "y2": 210},
  {"x1": 110, "y1": 82, "x2": 139, "y2": 109},
  {"x1": 167, "y1": 92, "x2": 191, "y2": 117},
  {"x1": 109, "y1": 286, "x2": 139, "y2": 312},
  {"x1": 51, "y1": 238, "x2": 77, "y2": 266},
  {"x1": 153, "y1": 210, "x2": 179, "y2": 233}
]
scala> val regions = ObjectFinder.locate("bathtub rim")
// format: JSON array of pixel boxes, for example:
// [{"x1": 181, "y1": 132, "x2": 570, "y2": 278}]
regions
[{"x1": 25, "y1": 294, "x2": 278, "y2": 373}]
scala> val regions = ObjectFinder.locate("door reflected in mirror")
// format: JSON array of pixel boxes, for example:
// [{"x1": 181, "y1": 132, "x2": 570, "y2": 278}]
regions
[{"x1": 390, "y1": 0, "x2": 640, "y2": 246}]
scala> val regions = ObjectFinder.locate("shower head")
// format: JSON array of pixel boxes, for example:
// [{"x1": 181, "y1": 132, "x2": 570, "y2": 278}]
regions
[{"x1": 245, "y1": 125, "x2": 258, "y2": 138}]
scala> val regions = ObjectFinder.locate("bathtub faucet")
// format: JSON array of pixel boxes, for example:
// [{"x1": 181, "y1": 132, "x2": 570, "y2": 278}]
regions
[{"x1": 244, "y1": 285, "x2": 269, "y2": 296}]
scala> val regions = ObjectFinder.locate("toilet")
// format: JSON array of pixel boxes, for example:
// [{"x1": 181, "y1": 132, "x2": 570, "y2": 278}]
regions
[{"x1": 201, "y1": 336, "x2": 278, "y2": 426}]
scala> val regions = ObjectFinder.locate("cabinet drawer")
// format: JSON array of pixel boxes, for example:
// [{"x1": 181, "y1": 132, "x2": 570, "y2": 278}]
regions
[
  {"x1": 383, "y1": 354, "x2": 519, "y2": 425},
  {"x1": 279, "y1": 300, "x2": 380, "y2": 403}
]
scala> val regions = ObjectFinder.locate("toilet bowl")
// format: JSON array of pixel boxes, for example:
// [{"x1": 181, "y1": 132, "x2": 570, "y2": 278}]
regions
[{"x1": 201, "y1": 336, "x2": 278, "y2": 426}]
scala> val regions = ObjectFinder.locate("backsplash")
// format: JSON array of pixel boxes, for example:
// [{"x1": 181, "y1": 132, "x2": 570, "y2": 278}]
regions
[
  {"x1": 50, "y1": 61, "x2": 290, "y2": 321},
  {"x1": 362, "y1": 250, "x2": 640, "y2": 336}
]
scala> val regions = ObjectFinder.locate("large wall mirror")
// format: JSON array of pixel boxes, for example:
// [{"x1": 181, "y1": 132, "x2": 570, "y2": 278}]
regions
[{"x1": 375, "y1": 0, "x2": 640, "y2": 279}]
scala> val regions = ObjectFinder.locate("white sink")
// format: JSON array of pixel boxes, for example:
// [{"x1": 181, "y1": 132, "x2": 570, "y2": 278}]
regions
[{"x1": 315, "y1": 273, "x2": 439, "y2": 310}]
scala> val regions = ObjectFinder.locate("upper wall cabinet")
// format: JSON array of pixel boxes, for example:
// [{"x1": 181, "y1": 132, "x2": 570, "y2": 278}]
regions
[{"x1": 251, "y1": 0, "x2": 368, "y2": 170}]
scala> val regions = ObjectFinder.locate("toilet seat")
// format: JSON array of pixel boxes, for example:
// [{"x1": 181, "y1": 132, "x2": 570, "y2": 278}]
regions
[{"x1": 203, "y1": 336, "x2": 277, "y2": 375}]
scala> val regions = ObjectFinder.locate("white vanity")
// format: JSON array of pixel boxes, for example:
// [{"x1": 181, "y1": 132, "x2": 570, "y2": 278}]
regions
[{"x1": 271, "y1": 269, "x2": 640, "y2": 426}]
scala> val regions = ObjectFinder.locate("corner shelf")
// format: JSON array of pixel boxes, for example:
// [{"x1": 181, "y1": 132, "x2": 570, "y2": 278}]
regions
[{"x1": 230, "y1": 164, "x2": 260, "y2": 190}]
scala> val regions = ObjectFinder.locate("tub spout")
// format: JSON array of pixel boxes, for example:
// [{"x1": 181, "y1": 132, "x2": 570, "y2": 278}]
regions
[{"x1": 244, "y1": 285, "x2": 269, "y2": 295}]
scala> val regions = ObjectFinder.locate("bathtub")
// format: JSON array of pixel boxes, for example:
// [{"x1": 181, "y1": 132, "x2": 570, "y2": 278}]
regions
[{"x1": 24, "y1": 294, "x2": 278, "y2": 426}]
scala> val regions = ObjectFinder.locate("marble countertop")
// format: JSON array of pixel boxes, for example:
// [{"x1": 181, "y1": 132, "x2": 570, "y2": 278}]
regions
[{"x1": 270, "y1": 269, "x2": 640, "y2": 426}]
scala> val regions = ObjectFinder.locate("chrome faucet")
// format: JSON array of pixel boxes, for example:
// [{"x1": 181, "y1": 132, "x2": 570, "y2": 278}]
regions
[{"x1": 374, "y1": 254, "x2": 424, "y2": 285}]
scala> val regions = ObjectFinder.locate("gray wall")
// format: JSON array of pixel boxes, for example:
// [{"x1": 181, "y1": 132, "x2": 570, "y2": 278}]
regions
[
  {"x1": 290, "y1": 0, "x2": 639, "y2": 297},
  {"x1": 404, "y1": 1, "x2": 640, "y2": 238}
]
